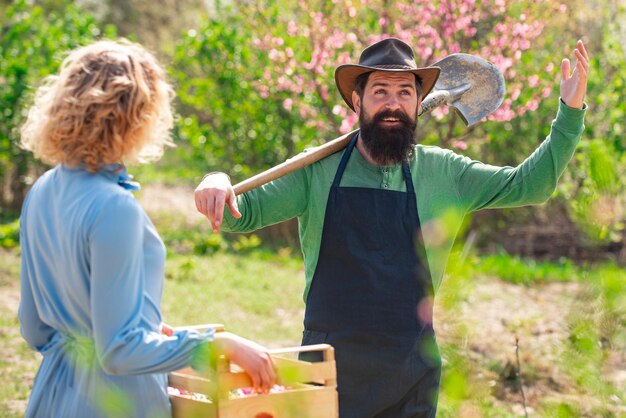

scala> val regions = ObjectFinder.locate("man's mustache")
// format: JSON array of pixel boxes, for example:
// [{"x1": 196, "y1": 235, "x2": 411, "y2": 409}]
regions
[{"x1": 372, "y1": 109, "x2": 414, "y2": 127}]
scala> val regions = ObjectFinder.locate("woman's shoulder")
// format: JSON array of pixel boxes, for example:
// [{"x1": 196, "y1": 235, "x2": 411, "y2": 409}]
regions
[{"x1": 53, "y1": 166, "x2": 142, "y2": 218}]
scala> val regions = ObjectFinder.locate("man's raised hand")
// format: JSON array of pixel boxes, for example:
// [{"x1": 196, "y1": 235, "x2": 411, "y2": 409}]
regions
[{"x1": 560, "y1": 40, "x2": 589, "y2": 109}]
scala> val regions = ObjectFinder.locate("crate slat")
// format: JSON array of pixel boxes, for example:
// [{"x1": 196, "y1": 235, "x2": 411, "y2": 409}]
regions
[{"x1": 169, "y1": 341, "x2": 338, "y2": 418}]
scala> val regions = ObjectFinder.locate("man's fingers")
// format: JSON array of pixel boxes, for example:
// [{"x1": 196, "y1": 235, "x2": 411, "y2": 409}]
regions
[
  {"x1": 575, "y1": 49, "x2": 588, "y2": 72},
  {"x1": 227, "y1": 192, "x2": 242, "y2": 219},
  {"x1": 212, "y1": 192, "x2": 227, "y2": 232},
  {"x1": 576, "y1": 60, "x2": 587, "y2": 79},
  {"x1": 195, "y1": 195, "x2": 206, "y2": 217},
  {"x1": 193, "y1": 173, "x2": 235, "y2": 232},
  {"x1": 195, "y1": 188, "x2": 210, "y2": 217},
  {"x1": 577, "y1": 39, "x2": 589, "y2": 62},
  {"x1": 561, "y1": 58, "x2": 571, "y2": 81}
]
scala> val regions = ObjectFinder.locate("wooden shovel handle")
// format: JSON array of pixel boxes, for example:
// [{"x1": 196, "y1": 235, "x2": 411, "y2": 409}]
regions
[{"x1": 233, "y1": 130, "x2": 358, "y2": 195}]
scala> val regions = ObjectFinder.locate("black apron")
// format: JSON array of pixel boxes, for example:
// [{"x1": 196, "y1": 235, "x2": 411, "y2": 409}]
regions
[{"x1": 301, "y1": 133, "x2": 441, "y2": 418}]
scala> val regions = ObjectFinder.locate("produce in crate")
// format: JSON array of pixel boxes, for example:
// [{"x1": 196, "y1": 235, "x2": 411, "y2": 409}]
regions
[{"x1": 168, "y1": 342, "x2": 338, "y2": 418}]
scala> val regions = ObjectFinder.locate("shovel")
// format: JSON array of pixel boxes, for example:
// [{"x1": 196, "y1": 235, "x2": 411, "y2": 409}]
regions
[{"x1": 233, "y1": 53, "x2": 505, "y2": 195}]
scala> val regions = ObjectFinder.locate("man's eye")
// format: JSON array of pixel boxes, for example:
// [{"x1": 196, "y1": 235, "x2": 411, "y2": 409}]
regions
[
  {"x1": 400, "y1": 90, "x2": 411, "y2": 95},
  {"x1": 374, "y1": 89, "x2": 386, "y2": 95}
]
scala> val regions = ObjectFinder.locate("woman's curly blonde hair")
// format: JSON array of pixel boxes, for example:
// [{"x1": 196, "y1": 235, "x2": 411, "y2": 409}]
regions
[{"x1": 20, "y1": 39, "x2": 174, "y2": 172}]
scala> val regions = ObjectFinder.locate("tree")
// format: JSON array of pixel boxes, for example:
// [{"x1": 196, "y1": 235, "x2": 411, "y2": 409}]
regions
[
  {"x1": 249, "y1": 0, "x2": 565, "y2": 149},
  {"x1": 0, "y1": 0, "x2": 115, "y2": 213},
  {"x1": 561, "y1": 0, "x2": 626, "y2": 262},
  {"x1": 168, "y1": 4, "x2": 324, "y2": 182},
  {"x1": 166, "y1": 0, "x2": 566, "y2": 183}
]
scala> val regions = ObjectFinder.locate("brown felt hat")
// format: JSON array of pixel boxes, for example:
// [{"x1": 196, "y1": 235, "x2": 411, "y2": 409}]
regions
[{"x1": 335, "y1": 38, "x2": 441, "y2": 111}]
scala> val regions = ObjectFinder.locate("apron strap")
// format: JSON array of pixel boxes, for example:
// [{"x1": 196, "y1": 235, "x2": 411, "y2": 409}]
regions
[
  {"x1": 332, "y1": 131, "x2": 360, "y2": 187},
  {"x1": 402, "y1": 161, "x2": 416, "y2": 198}
]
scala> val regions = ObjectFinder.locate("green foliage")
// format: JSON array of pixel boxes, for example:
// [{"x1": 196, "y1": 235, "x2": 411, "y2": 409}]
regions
[
  {"x1": 232, "y1": 234, "x2": 262, "y2": 252},
  {"x1": 561, "y1": 273, "x2": 624, "y2": 410},
  {"x1": 540, "y1": 402, "x2": 578, "y2": 418},
  {"x1": 559, "y1": 1, "x2": 626, "y2": 246},
  {"x1": 589, "y1": 140, "x2": 620, "y2": 194},
  {"x1": 475, "y1": 253, "x2": 581, "y2": 285},
  {"x1": 0, "y1": 218, "x2": 19, "y2": 249},
  {"x1": 567, "y1": 138, "x2": 625, "y2": 242},
  {"x1": 0, "y1": 0, "x2": 116, "y2": 211},
  {"x1": 165, "y1": 4, "x2": 321, "y2": 183}
]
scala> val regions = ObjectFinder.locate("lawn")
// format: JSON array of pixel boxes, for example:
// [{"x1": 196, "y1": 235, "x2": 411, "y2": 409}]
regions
[{"x1": 0, "y1": 184, "x2": 624, "y2": 417}]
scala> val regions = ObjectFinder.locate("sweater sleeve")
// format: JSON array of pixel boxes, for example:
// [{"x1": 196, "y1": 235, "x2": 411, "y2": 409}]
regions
[
  {"x1": 90, "y1": 193, "x2": 213, "y2": 375},
  {"x1": 452, "y1": 100, "x2": 586, "y2": 212},
  {"x1": 222, "y1": 155, "x2": 311, "y2": 232}
]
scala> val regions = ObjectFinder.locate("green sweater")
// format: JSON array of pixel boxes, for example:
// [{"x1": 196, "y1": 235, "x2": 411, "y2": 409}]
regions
[{"x1": 223, "y1": 101, "x2": 586, "y2": 301}]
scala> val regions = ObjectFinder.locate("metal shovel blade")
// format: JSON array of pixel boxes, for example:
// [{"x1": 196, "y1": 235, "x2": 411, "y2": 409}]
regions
[{"x1": 428, "y1": 53, "x2": 505, "y2": 126}]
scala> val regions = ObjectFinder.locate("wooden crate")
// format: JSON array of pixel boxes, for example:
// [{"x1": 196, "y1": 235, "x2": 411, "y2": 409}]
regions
[{"x1": 168, "y1": 326, "x2": 337, "y2": 418}]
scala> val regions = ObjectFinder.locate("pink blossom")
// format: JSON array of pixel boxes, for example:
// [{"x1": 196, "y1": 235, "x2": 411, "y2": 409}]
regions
[
  {"x1": 452, "y1": 140, "x2": 468, "y2": 150},
  {"x1": 287, "y1": 21, "x2": 298, "y2": 37},
  {"x1": 320, "y1": 86, "x2": 329, "y2": 100},
  {"x1": 340, "y1": 114, "x2": 358, "y2": 134},
  {"x1": 283, "y1": 98, "x2": 293, "y2": 111},
  {"x1": 524, "y1": 99, "x2": 540, "y2": 112},
  {"x1": 251, "y1": 0, "x2": 554, "y2": 131}
]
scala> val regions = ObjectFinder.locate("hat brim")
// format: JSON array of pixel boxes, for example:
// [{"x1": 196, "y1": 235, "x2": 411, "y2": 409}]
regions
[{"x1": 335, "y1": 64, "x2": 441, "y2": 112}]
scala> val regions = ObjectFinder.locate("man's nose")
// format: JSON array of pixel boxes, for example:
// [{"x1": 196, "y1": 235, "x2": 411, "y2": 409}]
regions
[{"x1": 384, "y1": 96, "x2": 401, "y2": 110}]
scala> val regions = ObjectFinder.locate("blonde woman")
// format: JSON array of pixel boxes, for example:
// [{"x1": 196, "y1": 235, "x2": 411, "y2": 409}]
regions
[{"x1": 18, "y1": 40, "x2": 275, "y2": 418}]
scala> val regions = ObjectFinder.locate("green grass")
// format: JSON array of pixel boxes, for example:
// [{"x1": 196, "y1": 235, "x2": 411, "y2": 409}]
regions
[
  {"x1": 1, "y1": 238, "x2": 625, "y2": 416},
  {"x1": 162, "y1": 250, "x2": 305, "y2": 347},
  {"x1": 471, "y1": 253, "x2": 583, "y2": 284},
  {"x1": 0, "y1": 270, "x2": 39, "y2": 418}
]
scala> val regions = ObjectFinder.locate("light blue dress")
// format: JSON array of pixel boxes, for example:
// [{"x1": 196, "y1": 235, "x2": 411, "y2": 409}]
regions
[{"x1": 19, "y1": 164, "x2": 213, "y2": 418}]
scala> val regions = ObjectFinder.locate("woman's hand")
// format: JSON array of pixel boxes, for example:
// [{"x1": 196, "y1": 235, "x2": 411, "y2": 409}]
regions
[{"x1": 213, "y1": 332, "x2": 277, "y2": 393}]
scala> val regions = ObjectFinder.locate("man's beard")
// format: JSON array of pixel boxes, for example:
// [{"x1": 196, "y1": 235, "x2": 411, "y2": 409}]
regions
[{"x1": 359, "y1": 108, "x2": 418, "y2": 165}]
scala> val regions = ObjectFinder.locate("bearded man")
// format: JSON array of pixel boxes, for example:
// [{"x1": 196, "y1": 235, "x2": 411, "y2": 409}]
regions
[{"x1": 194, "y1": 38, "x2": 589, "y2": 417}]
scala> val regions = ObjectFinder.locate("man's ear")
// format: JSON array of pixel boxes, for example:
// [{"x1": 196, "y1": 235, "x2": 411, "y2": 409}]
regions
[
  {"x1": 352, "y1": 91, "x2": 361, "y2": 114},
  {"x1": 417, "y1": 95, "x2": 422, "y2": 115}
]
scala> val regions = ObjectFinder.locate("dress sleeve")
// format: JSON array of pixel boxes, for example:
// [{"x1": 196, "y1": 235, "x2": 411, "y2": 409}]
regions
[
  {"x1": 452, "y1": 101, "x2": 586, "y2": 212},
  {"x1": 18, "y1": 238, "x2": 56, "y2": 351},
  {"x1": 90, "y1": 193, "x2": 213, "y2": 375}
]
